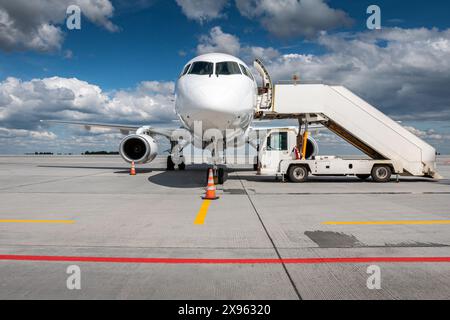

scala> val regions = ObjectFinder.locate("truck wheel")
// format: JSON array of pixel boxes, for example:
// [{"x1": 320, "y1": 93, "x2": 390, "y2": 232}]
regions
[
  {"x1": 371, "y1": 165, "x2": 392, "y2": 183},
  {"x1": 357, "y1": 174, "x2": 370, "y2": 180},
  {"x1": 288, "y1": 165, "x2": 308, "y2": 183}
]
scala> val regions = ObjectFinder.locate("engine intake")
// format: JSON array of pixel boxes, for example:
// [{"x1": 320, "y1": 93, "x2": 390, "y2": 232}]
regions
[{"x1": 119, "y1": 134, "x2": 158, "y2": 164}]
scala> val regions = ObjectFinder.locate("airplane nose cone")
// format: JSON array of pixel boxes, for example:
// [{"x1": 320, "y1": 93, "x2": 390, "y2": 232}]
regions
[
  {"x1": 196, "y1": 84, "x2": 237, "y2": 111},
  {"x1": 177, "y1": 79, "x2": 254, "y2": 130}
]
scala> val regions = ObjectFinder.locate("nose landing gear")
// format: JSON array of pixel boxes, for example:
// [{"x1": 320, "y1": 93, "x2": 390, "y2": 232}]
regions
[{"x1": 206, "y1": 167, "x2": 227, "y2": 185}]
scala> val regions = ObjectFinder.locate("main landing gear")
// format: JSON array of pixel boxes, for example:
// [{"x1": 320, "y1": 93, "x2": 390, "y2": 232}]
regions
[{"x1": 167, "y1": 155, "x2": 185, "y2": 171}]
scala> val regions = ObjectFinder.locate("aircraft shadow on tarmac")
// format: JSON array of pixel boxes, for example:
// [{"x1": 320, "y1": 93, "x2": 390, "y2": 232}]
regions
[
  {"x1": 148, "y1": 170, "x2": 206, "y2": 188},
  {"x1": 147, "y1": 165, "x2": 255, "y2": 188},
  {"x1": 38, "y1": 165, "x2": 160, "y2": 174},
  {"x1": 39, "y1": 165, "x2": 441, "y2": 188}
]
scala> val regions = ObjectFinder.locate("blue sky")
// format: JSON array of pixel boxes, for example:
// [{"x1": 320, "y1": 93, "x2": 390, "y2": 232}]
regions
[
  {"x1": 0, "y1": 0, "x2": 449, "y2": 154},
  {"x1": 2, "y1": 0, "x2": 450, "y2": 89}
]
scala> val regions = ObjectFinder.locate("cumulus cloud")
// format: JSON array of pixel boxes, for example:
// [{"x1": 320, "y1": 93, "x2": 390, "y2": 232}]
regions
[
  {"x1": 235, "y1": 0, "x2": 352, "y2": 38},
  {"x1": 197, "y1": 26, "x2": 280, "y2": 62},
  {"x1": 404, "y1": 126, "x2": 450, "y2": 141},
  {"x1": 0, "y1": 127, "x2": 56, "y2": 140},
  {"x1": 176, "y1": 0, "x2": 228, "y2": 23},
  {"x1": 261, "y1": 28, "x2": 450, "y2": 121},
  {"x1": 0, "y1": 76, "x2": 177, "y2": 147},
  {"x1": 0, "y1": 126, "x2": 59, "y2": 154},
  {"x1": 0, "y1": 76, "x2": 177, "y2": 153},
  {"x1": 197, "y1": 26, "x2": 241, "y2": 56},
  {"x1": 0, "y1": 0, "x2": 118, "y2": 52}
]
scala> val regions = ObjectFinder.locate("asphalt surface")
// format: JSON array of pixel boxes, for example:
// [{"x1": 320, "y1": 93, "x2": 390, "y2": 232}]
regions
[{"x1": 0, "y1": 155, "x2": 449, "y2": 300}]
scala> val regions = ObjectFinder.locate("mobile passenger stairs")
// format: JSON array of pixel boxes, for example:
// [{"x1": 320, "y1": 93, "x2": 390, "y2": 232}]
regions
[{"x1": 252, "y1": 59, "x2": 441, "y2": 183}]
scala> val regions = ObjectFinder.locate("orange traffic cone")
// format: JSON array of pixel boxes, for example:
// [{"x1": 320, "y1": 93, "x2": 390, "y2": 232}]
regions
[
  {"x1": 203, "y1": 168, "x2": 219, "y2": 200},
  {"x1": 130, "y1": 161, "x2": 136, "y2": 176}
]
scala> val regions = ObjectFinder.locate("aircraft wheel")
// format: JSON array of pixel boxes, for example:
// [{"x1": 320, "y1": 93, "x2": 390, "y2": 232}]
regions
[
  {"x1": 167, "y1": 156, "x2": 175, "y2": 171},
  {"x1": 288, "y1": 165, "x2": 308, "y2": 183},
  {"x1": 217, "y1": 168, "x2": 227, "y2": 185},
  {"x1": 205, "y1": 168, "x2": 227, "y2": 185},
  {"x1": 178, "y1": 162, "x2": 186, "y2": 171},
  {"x1": 253, "y1": 157, "x2": 259, "y2": 171},
  {"x1": 371, "y1": 165, "x2": 392, "y2": 183}
]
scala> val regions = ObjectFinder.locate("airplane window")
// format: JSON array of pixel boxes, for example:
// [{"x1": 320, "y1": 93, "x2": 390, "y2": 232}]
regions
[
  {"x1": 181, "y1": 64, "x2": 191, "y2": 76},
  {"x1": 240, "y1": 64, "x2": 253, "y2": 80},
  {"x1": 216, "y1": 61, "x2": 241, "y2": 75},
  {"x1": 189, "y1": 61, "x2": 214, "y2": 75}
]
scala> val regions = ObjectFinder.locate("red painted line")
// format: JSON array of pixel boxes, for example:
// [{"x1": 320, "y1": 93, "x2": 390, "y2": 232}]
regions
[{"x1": 1, "y1": 255, "x2": 450, "y2": 264}]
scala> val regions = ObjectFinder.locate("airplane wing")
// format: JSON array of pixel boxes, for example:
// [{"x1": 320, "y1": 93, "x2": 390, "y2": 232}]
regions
[{"x1": 40, "y1": 120, "x2": 175, "y2": 138}]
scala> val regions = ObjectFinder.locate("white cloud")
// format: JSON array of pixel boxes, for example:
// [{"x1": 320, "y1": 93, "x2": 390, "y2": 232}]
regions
[
  {"x1": 196, "y1": 26, "x2": 280, "y2": 62},
  {"x1": 197, "y1": 26, "x2": 241, "y2": 56},
  {"x1": 176, "y1": 0, "x2": 228, "y2": 23},
  {"x1": 403, "y1": 126, "x2": 450, "y2": 141},
  {"x1": 242, "y1": 45, "x2": 280, "y2": 63},
  {"x1": 235, "y1": 0, "x2": 352, "y2": 38},
  {"x1": 0, "y1": 76, "x2": 177, "y2": 153},
  {"x1": 77, "y1": 0, "x2": 118, "y2": 32},
  {"x1": 0, "y1": 76, "x2": 177, "y2": 132},
  {"x1": 0, "y1": 127, "x2": 56, "y2": 140},
  {"x1": 262, "y1": 28, "x2": 450, "y2": 121},
  {"x1": 0, "y1": 0, "x2": 118, "y2": 52}
]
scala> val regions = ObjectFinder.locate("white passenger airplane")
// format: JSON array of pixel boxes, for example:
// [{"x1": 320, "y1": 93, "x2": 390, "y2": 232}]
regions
[{"x1": 43, "y1": 53, "x2": 318, "y2": 183}]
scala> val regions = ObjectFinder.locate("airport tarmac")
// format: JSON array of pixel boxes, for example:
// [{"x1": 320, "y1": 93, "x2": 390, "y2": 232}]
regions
[{"x1": 0, "y1": 155, "x2": 450, "y2": 300}]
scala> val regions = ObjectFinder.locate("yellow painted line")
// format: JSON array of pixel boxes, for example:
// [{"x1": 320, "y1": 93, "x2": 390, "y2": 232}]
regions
[
  {"x1": 0, "y1": 219, "x2": 74, "y2": 224},
  {"x1": 194, "y1": 200, "x2": 211, "y2": 225},
  {"x1": 323, "y1": 220, "x2": 450, "y2": 225}
]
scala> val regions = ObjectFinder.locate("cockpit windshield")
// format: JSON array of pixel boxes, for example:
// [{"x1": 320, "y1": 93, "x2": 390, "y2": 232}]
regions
[
  {"x1": 189, "y1": 61, "x2": 213, "y2": 75},
  {"x1": 240, "y1": 64, "x2": 254, "y2": 80},
  {"x1": 181, "y1": 64, "x2": 191, "y2": 76},
  {"x1": 216, "y1": 61, "x2": 241, "y2": 75}
]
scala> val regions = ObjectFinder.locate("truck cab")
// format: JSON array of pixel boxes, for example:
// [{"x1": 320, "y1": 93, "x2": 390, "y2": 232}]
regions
[{"x1": 259, "y1": 128, "x2": 298, "y2": 176}]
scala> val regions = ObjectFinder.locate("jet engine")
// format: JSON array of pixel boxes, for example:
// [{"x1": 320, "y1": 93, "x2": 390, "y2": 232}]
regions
[{"x1": 119, "y1": 134, "x2": 158, "y2": 164}]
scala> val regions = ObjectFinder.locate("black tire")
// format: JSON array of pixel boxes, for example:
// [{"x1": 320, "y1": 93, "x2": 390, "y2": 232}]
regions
[
  {"x1": 167, "y1": 156, "x2": 175, "y2": 171},
  {"x1": 217, "y1": 168, "x2": 227, "y2": 185},
  {"x1": 357, "y1": 174, "x2": 371, "y2": 180},
  {"x1": 371, "y1": 165, "x2": 392, "y2": 183},
  {"x1": 288, "y1": 165, "x2": 308, "y2": 183},
  {"x1": 178, "y1": 162, "x2": 186, "y2": 171},
  {"x1": 253, "y1": 157, "x2": 259, "y2": 171}
]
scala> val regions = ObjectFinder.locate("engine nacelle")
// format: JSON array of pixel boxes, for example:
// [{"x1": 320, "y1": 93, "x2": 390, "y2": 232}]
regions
[
  {"x1": 119, "y1": 134, "x2": 158, "y2": 164},
  {"x1": 305, "y1": 136, "x2": 319, "y2": 159}
]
